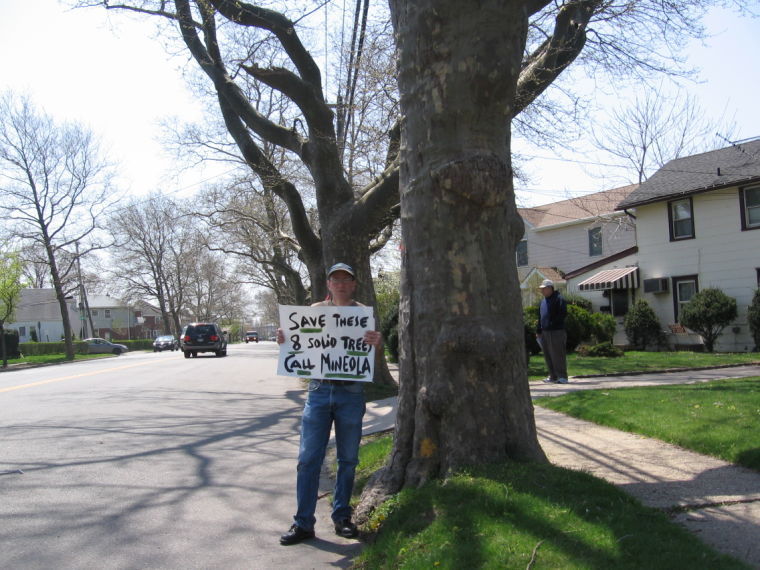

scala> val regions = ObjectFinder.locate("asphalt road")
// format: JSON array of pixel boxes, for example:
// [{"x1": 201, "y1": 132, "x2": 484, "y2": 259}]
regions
[{"x1": 0, "y1": 343, "x2": 361, "y2": 569}]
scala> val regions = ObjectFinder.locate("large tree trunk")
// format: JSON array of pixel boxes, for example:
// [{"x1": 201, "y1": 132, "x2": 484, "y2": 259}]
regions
[{"x1": 358, "y1": 0, "x2": 545, "y2": 518}]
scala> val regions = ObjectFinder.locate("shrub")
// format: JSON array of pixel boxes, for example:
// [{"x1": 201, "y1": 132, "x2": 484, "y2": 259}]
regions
[
  {"x1": 624, "y1": 299, "x2": 665, "y2": 350},
  {"x1": 563, "y1": 293, "x2": 592, "y2": 312},
  {"x1": 381, "y1": 309, "x2": 399, "y2": 363},
  {"x1": 2, "y1": 329, "x2": 21, "y2": 359},
  {"x1": 19, "y1": 341, "x2": 89, "y2": 355},
  {"x1": 375, "y1": 274, "x2": 400, "y2": 363},
  {"x1": 121, "y1": 339, "x2": 155, "y2": 351},
  {"x1": 748, "y1": 289, "x2": 760, "y2": 351},
  {"x1": 576, "y1": 341, "x2": 624, "y2": 357},
  {"x1": 523, "y1": 306, "x2": 541, "y2": 356},
  {"x1": 565, "y1": 304, "x2": 594, "y2": 352},
  {"x1": 679, "y1": 288, "x2": 738, "y2": 352},
  {"x1": 589, "y1": 312, "x2": 616, "y2": 344}
]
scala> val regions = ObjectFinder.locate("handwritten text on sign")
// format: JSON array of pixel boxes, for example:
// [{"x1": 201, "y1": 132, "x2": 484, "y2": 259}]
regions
[{"x1": 277, "y1": 305, "x2": 375, "y2": 382}]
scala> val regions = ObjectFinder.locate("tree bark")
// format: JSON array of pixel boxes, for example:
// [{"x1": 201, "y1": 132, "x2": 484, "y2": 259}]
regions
[{"x1": 358, "y1": 0, "x2": 547, "y2": 519}]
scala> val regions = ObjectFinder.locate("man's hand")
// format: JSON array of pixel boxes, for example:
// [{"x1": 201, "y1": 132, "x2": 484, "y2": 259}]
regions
[
  {"x1": 276, "y1": 328, "x2": 285, "y2": 344},
  {"x1": 363, "y1": 330, "x2": 382, "y2": 348}
]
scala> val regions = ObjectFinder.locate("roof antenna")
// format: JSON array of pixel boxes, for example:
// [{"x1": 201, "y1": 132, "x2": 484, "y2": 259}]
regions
[{"x1": 716, "y1": 132, "x2": 747, "y2": 155}]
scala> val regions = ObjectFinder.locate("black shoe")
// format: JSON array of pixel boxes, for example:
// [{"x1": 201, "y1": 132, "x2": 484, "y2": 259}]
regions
[
  {"x1": 334, "y1": 518, "x2": 359, "y2": 538},
  {"x1": 280, "y1": 524, "x2": 315, "y2": 545}
]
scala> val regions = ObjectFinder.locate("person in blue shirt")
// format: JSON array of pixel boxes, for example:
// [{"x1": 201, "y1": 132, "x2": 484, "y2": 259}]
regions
[{"x1": 536, "y1": 279, "x2": 568, "y2": 384}]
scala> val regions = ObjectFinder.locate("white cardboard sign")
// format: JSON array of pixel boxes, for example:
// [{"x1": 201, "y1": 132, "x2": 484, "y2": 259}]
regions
[{"x1": 277, "y1": 304, "x2": 375, "y2": 382}]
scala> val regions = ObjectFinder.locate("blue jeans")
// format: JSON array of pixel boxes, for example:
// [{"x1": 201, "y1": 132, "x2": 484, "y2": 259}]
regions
[{"x1": 294, "y1": 380, "x2": 365, "y2": 531}]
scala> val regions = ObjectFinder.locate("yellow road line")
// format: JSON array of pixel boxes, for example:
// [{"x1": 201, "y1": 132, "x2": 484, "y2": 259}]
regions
[{"x1": 0, "y1": 360, "x2": 162, "y2": 394}]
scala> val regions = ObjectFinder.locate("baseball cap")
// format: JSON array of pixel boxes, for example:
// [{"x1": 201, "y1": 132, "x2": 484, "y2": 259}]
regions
[
  {"x1": 327, "y1": 263, "x2": 355, "y2": 278},
  {"x1": 539, "y1": 279, "x2": 554, "y2": 289}
]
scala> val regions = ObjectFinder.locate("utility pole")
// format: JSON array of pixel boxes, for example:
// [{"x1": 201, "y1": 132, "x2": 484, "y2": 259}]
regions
[{"x1": 75, "y1": 242, "x2": 95, "y2": 339}]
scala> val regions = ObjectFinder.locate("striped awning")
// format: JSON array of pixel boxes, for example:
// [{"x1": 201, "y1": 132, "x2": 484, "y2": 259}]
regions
[{"x1": 578, "y1": 267, "x2": 639, "y2": 291}]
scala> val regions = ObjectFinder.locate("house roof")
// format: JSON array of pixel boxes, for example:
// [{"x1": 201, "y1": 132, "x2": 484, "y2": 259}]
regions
[
  {"x1": 524, "y1": 266, "x2": 566, "y2": 284},
  {"x1": 87, "y1": 295, "x2": 126, "y2": 309},
  {"x1": 519, "y1": 184, "x2": 638, "y2": 230},
  {"x1": 131, "y1": 299, "x2": 163, "y2": 316},
  {"x1": 617, "y1": 139, "x2": 760, "y2": 209},
  {"x1": 15, "y1": 289, "x2": 71, "y2": 321}
]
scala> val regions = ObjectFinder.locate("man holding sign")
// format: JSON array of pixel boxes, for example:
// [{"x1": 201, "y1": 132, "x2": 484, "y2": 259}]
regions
[{"x1": 277, "y1": 263, "x2": 382, "y2": 546}]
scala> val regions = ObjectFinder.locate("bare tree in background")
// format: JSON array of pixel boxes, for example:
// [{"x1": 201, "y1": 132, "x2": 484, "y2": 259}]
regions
[
  {"x1": 593, "y1": 88, "x2": 737, "y2": 184},
  {"x1": 197, "y1": 178, "x2": 310, "y2": 306},
  {"x1": 108, "y1": 194, "x2": 188, "y2": 335},
  {"x1": 0, "y1": 92, "x2": 116, "y2": 359},
  {"x1": 183, "y1": 245, "x2": 248, "y2": 322},
  {"x1": 16, "y1": 242, "x2": 51, "y2": 289},
  {"x1": 254, "y1": 289, "x2": 279, "y2": 327}
]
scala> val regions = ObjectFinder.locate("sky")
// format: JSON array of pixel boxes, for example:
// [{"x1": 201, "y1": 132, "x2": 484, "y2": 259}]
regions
[
  {"x1": 0, "y1": 0, "x2": 209, "y2": 197},
  {"x1": 1, "y1": 1, "x2": 759, "y2": 208}
]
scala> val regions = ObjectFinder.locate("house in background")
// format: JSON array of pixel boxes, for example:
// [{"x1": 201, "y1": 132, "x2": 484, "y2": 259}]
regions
[
  {"x1": 616, "y1": 139, "x2": 760, "y2": 352},
  {"x1": 87, "y1": 295, "x2": 166, "y2": 340},
  {"x1": 517, "y1": 184, "x2": 638, "y2": 276},
  {"x1": 516, "y1": 185, "x2": 638, "y2": 307},
  {"x1": 8, "y1": 291, "x2": 168, "y2": 343},
  {"x1": 8, "y1": 289, "x2": 79, "y2": 343},
  {"x1": 131, "y1": 300, "x2": 170, "y2": 338},
  {"x1": 87, "y1": 295, "x2": 132, "y2": 340},
  {"x1": 520, "y1": 267, "x2": 566, "y2": 307},
  {"x1": 564, "y1": 247, "x2": 639, "y2": 316}
]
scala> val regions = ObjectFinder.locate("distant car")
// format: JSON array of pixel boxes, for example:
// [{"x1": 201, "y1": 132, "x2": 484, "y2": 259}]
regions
[
  {"x1": 245, "y1": 331, "x2": 259, "y2": 343},
  {"x1": 84, "y1": 337, "x2": 128, "y2": 355},
  {"x1": 153, "y1": 335, "x2": 178, "y2": 352},
  {"x1": 180, "y1": 323, "x2": 227, "y2": 358}
]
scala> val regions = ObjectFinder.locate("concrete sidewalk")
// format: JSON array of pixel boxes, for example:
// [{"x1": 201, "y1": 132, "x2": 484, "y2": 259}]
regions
[{"x1": 364, "y1": 364, "x2": 760, "y2": 568}]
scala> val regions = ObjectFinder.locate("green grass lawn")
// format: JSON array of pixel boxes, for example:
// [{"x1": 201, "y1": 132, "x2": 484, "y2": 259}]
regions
[
  {"x1": 1, "y1": 352, "x2": 119, "y2": 367},
  {"x1": 537, "y1": 377, "x2": 760, "y2": 471},
  {"x1": 353, "y1": 443, "x2": 749, "y2": 569},
  {"x1": 351, "y1": 352, "x2": 759, "y2": 569}
]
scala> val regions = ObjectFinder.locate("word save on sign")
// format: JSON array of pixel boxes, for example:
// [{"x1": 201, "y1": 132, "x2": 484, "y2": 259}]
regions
[{"x1": 277, "y1": 305, "x2": 376, "y2": 382}]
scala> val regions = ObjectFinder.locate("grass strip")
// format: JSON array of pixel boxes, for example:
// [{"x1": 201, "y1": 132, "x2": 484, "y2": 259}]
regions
[
  {"x1": 536, "y1": 377, "x2": 760, "y2": 471},
  {"x1": 353, "y1": 452, "x2": 748, "y2": 569}
]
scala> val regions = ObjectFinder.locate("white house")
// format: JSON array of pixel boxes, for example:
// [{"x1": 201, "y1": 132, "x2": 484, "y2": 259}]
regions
[
  {"x1": 9, "y1": 289, "x2": 79, "y2": 343},
  {"x1": 616, "y1": 139, "x2": 760, "y2": 352},
  {"x1": 8, "y1": 290, "x2": 168, "y2": 343},
  {"x1": 517, "y1": 184, "x2": 638, "y2": 275}
]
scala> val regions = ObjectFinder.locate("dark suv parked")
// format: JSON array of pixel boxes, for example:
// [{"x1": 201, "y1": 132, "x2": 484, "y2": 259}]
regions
[{"x1": 180, "y1": 323, "x2": 227, "y2": 358}]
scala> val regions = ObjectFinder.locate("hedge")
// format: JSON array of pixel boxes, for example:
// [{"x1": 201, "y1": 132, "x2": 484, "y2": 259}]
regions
[
  {"x1": 20, "y1": 342, "x2": 89, "y2": 356},
  {"x1": 19, "y1": 338, "x2": 156, "y2": 356},
  {"x1": 121, "y1": 339, "x2": 155, "y2": 351}
]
